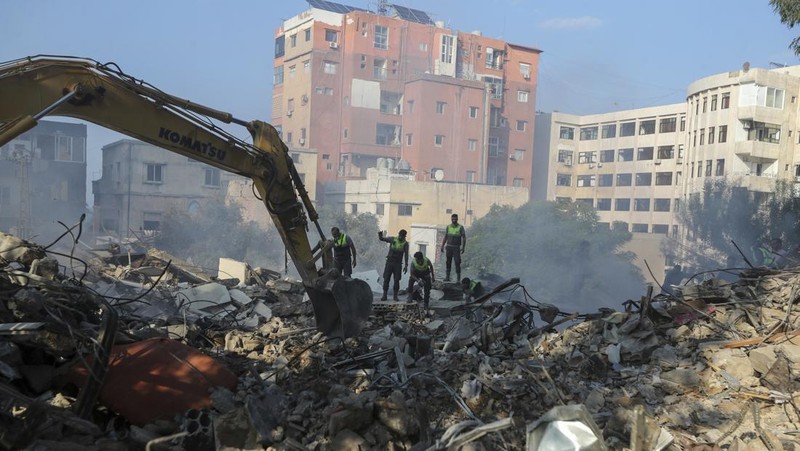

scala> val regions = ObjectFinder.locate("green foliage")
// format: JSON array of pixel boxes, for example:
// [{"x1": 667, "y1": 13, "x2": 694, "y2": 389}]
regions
[
  {"x1": 156, "y1": 199, "x2": 282, "y2": 273},
  {"x1": 315, "y1": 205, "x2": 385, "y2": 271},
  {"x1": 677, "y1": 178, "x2": 800, "y2": 266},
  {"x1": 771, "y1": 0, "x2": 800, "y2": 55},
  {"x1": 462, "y1": 201, "x2": 644, "y2": 311}
]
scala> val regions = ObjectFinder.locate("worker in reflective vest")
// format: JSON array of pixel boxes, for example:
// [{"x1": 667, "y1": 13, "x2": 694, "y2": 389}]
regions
[
  {"x1": 440, "y1": 213, "x2": 466, "y2": 282},
  {"x1": 331, "y1": 227, "x2": 357, "y2": 277},
  {"x1": 461, "y1": 277, "x2": 485, "y2": 302},
  {"x1": 378, "y1": 229, "x2": 409, "y2": 301},
  {"x1": 407, "y1": 251, "x2": 435, "y2": 309}
]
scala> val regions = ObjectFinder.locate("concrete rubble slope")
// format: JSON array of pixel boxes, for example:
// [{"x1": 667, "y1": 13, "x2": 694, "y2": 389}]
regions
[{"x1": 4, "y1": 230, "x2": 800, "y2": 450}]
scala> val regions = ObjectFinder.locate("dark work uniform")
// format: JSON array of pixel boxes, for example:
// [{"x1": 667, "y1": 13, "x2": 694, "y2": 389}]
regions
[
  {"x1": 408, "y1": 257, "x2": 433, "y2": 308},
  {"x1": 444, "y1": 224, "x2": 465, "y2": 280},
  {"x1": 332, "y1": 233, "x2": 354, "y2": 277},
  {"x1": 380, "y1": 235, "x2": 408, "y2": 300}
]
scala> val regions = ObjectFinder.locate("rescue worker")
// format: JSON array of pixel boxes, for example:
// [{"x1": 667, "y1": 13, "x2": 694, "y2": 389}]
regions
[
  {"x1": 378, "y1": 229, "x2": 409, "y2": 301},
  {"x1": 661, "y1": 264, "x2": 683, "y2": 295},
  {"x1": 755, "y1": 238, "x2": 786, "y2": 269},
  {"x1": 440, "y1": 213, "x2": 466, "y2": 282},
  {"x1": 330, "y1": 227, "x2": 357, "y2": 277},
  {"x1": 461, "y1": 277, "x2": 485, "y2": 302},
  {"x1": 407, "y1": 251, "x2": 435, "y2": 310}
]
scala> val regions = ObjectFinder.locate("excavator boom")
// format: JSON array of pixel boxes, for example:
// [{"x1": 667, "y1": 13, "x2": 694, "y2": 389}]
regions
[{"x1": 0, "y1": 55, "x2": 371, "y2": 338}]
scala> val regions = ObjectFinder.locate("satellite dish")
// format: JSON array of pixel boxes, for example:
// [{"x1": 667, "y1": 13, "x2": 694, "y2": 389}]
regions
[{"x1": 433, "y1": 169, "x2": 444, "y2": 181}]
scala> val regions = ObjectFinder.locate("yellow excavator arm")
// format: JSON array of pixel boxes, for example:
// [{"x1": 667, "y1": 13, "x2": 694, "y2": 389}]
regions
[{"x1": 0, "y1": 55, "x2": 371, "y2": 337}]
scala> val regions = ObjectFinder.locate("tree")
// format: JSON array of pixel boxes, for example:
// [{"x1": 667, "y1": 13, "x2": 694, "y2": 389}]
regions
[
  {"x1": 315, "y1": 205, "x2": 385, "y2": 272},
  {"x1": 156, "y1": 199, "x2": 283, "y2": 274},
  {"x1": 677, "y1": 178, "x2": 800, "y2": 267},
  {"x1": 462, "y1": 201, "x2": 645, "y2": 312},
  {"x1": 771, "y1": 0, "x2": 800, "y2": 55}
]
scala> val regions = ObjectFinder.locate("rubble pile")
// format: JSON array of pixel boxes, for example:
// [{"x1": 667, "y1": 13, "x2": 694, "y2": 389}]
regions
[{"x1": 3, "y1": 229, "x2": 800, "y2": 450}]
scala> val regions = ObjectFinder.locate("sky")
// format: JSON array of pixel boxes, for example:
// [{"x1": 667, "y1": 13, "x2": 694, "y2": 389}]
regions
[{"x1": 2, "y1": 0, "x2": 798, "y2": 201}]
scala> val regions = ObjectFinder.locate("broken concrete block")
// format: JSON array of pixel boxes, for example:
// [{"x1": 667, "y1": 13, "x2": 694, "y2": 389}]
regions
[
  {"x1": 748, "y1": 345, "x2": 778, "y2": 375},
  {"x1": 331, "y1": 429, "x2": 368, "y2": 450},
  {"x1": 709, "y1": 348, "x2": 754, "y2": 381}
]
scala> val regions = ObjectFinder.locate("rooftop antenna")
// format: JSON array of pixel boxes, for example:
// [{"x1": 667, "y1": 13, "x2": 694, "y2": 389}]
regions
[
  {"x1": 769, "y1": 61, "x2": 787, "y2": 68},
  {"x1": 377, "y1": 0, "x2": 389, "y2": 15}
]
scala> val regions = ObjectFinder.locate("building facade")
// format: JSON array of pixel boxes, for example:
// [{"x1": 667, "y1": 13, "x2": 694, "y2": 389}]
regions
[
  {"x1": 272, "y1": 1, "x2": 540, "y2": 198},
  {"x1": 92, "y1": 139, "x2": 241, "y2": 237},
  {"x1": 0, "y1": 120, "x2": 86, "y2": 239}
]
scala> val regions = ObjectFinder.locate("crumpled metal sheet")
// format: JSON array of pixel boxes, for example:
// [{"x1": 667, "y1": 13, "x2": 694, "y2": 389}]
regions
[
  {"x1": 66, "y1": 337, "x2": 237, "y2": 425},
  {"x1": 526, "y1": 404, "x2": 607, "y2": 451}
]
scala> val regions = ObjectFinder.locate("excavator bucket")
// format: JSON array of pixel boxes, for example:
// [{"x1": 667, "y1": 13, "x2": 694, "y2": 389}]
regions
[{"x1": 308, "y1": 278, "x2": 373, "y2": 338}]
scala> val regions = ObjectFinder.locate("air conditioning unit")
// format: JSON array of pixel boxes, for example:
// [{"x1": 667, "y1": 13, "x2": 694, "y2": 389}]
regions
[
  {"x1": 597, "y1": 163, "x2": 603, "y2": 168},
  {"x1": 676, "y1": 158, "x2": 683, "y2": 164},
  {"x1": 286, "y1": 110, "x2": 293, "y2": 117},
  {"x1": 329, "y1": 41, "x2": 339, "y2": 49},
  {"x1": 523, "y1": 74, "x2": 530, "y2": 80},
  {"x1": 743, "y1": 120, "x2": 752, "y2": 130},
  {"x1": 563, "y1": 162, "x2": 572, "y2": 167},
  {"x1": 299, "y1": 138, "x2": 306, "y2": 145},
  {"x1": 588, "y1": 163, "x2": 595, "y2": 169},
  {"x1": 655, "y1": 159, "x2": 662, "y2": 165},
  {"x1": 509, "y1": 154, "x2": 517, "y2": 161}
]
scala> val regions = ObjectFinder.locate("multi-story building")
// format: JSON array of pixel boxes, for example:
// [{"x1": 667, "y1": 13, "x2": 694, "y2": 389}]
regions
[
  {"x1": 0, "y1": 120, "x2": 86, "y2": 239},
  {"x1": 92, "y1": 139, "x2": 241, "y2": 237},
  {"x1": 272, "y1": 0, "x2": 540, "y2": 198}
]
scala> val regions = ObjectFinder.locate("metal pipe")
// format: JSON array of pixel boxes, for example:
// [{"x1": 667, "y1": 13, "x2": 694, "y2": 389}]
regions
[{"x1": 33, "y1": 89, "x2": 78, "y2": 119}]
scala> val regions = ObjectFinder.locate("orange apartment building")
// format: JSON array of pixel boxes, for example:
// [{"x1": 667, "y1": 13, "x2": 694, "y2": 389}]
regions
[{"x1": 272, "y1": 0, "x2": 541, "y2": 198}]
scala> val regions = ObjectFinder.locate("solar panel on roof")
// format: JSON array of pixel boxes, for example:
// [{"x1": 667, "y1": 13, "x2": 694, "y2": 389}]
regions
[
  {"x1": 307, "y1": 0, "x2": 363, "y2": 14},
  {"x1": 389, "y1": 4, "x2": 434, "y2": 25}
]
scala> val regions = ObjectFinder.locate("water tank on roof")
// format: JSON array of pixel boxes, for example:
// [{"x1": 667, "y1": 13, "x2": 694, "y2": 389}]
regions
[
  {"x1": 387, "y1": 159, "x2": 396, "y2": 170},
  {"x1": 397, "y1": 159, "x2": 410, "y2": 171},
  {"x1": 377, "y1": 157, "x2": 386, "y2": 169},
  {"x1": 435, "y1": 21, "x2": 445, "y2": 28}
]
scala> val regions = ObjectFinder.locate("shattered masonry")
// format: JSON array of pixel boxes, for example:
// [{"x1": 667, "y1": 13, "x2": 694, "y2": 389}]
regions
[{"x1": 2, "y1": 229, "x2": 800, "y2": 450}]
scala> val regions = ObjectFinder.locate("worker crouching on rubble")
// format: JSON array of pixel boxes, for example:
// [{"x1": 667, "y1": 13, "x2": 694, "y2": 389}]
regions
[
  {"x1": 378, "y1": 229, "x2": 409, "y2": 301},
  {"x1": 408, "y1": 251, "x2": 435, "y2": 310},
  {"x1": 461, "y1": 277, "x2": 485, "y2": 302}
]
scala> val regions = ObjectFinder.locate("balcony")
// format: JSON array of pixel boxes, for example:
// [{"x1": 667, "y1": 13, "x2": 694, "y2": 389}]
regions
[{"x1": 734, "y1": 140, "x2": 780, "y2": 160}]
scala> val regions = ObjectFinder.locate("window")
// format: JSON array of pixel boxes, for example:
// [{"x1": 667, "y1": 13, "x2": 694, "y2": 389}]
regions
[
  {"x1": 350, "y1": 203, "x2": 358, "y2": 214},
  {"x1": 635, "y1": 173, "x2": 652, "y2": 186},
  {"x1": 655, "y1": 172, "x2": 673, "y2": 185},
  {"x1": 323, "y1": 61, "x2": 337, "y2": 74},
  {"x1": 305, "y1": 28, "x2": 311, "y2": 41},
  {"x1": 288, "y1": 65, "x2": 296, "y2": 78},
  {"x1": 407, "y1": 100, "x2": 415, "y2": 113},
  {"x1": 680, "y1": 116, "x2": 686, "y2": 131},
  {"x1": 708, "y1": 126, "x2": 715, "y2": 144},
  {"x1": 580, "y1": 126, "x2": 598, "y2": 140},
  {"x1": 657, "y1": 146, "x2": 674, "y2": 159},
  {"x1": 436, "y1": 101, "x2": 446, "y2": 114},
  {"x1": 325, "y1": 29, "x2": 338, "y2": 42},
  {"x1": 275, "y1": 36, "x2": 285, "y2": 58},
  {"x1": 469, "y1": 106, "x2": 478, "y2": 118},
  {"x1": 512, "y1": 149, "x2": 524, "y2": 161},
  {"x1": 652, "y1": 224, "x2": 669, "y2": 234},
  {"x1": 373, "y1": 58, "x2": 387, "y2": 79},
  {"x1": 376, "y1": 203, "x2": 385, "y2": 215},
  {"x1": 484, "y1": 76, "x2": 503, "y2": 99},
  {"x1": 290, "y1": 152, "x2": 300, "y2": 163},
  {"x1": 468, "y1": 139, "x2": 477, "y2": 151},
  {"x1": 602, "y1": 124, "x2": 616, "y2": 139},
  {"x1": 696, "y1": 162, "x2": 703, "y2": 177},
  {"x1": 705, "y1": 159, "x2": 712, "y2": 176},
  {"x1": 560, "y1": 126, "x2": 575, "y2": 140},
  {"x1": 558, "y1": 149, "x2": 573, "y2": 165},
  {"x1": 466, "y1": 171, "x2": 476, "y2": 182},
  {"x1": 678, "y1": 144, "x2": 684, "y2": 159},
  {"x1": 556, "y1": 174, "x2": 571, "y2": 186},
  {"x1": 519, "y1": 62, "x2": 531, "y2": 78},
  {"x1": 303, "y1": 60, "x2": 310, "y2": 73},
  {"x1": 143, "y1": 212, "x2": 161, "y2": 231},
  {"x1": 517, "y1": 90, "x2": 529, "y2": 102},
  {"x1": 435, "y1": 134, "x2": 445, "y2": 146},
  {"x1": 702, "y1": 97, "x2": 707, "y2": 113},
  {"x1": 716, "y1": 159, "x2": 725, "y2": 176},
  {"x1": 325, "y1": 87, "x2": 334, "y2": 96},
  {"x1": 615, "y1": 198, "x2": 630, "y2": 211},
  {"x1": 204, "y1": 167, "x2": 221, "y2": 187},
  {"x1": 398, "y1": 204, "x2": 412, "y2": 216},
  {"x1": 766, "y1": 87, "x2": 785, "y2": 108},
  {"x1": 488, "y1": 136, "x2": 501, "y2": 156},
  {"x1": 290, "y1": 34, "x2": 297, "y2": 47},
  {"x1": 146, "y1": 163, "x2": 164, "y2": 183},
  {"x1": 406, "y1": 134, "x2": 413, "y2": 146},
  {"x1": 620, "y1": 122, "x2": 636, "y2": 136},
  {"x1": 576, "y1": 198, "x2": 593, "y2": 207},
  {"x1": 711, "y1": 94, "x2": 718, "y2": 111},
  {"x1": 512, "y1": 178, "x2": 523, "y2": 187},
  {"x1": 516, "y1": 120, "x2": 527, "y2": 132},
  {"x1": 286, "y1": 132, "x2": 293, "y2": 143},
  {"x1": 718, "y1": 125, "x2": 728, "y2": 143},
  {"x1": 654, "y1": 198, "x2": 671, "y2": 212},
  {"x1": 577, "y1": 175, "x2": 596, "y2": 187},
  {"x1": 748, "y1": 122, "x2": 781, "y2": 143},
  {"x1": 639, "y1": 120, "x2": 655, "y2": 135},
  {"x1": 631, "y1": 224, "x2": 649, "y2": 233},
  {"x1": 598, "y1": 174, "x2": 613, "y2": 187},
  {"x1": 618, "y1": 148, "x2": 633, "y2": 162},
  {"x1": 50, "y1": 136, "x2": 86, "y2": 162},
  {"x1": 273, "y1": 65, "x2": 284, "y2": 85},
  {"x1": 376, "y1": 123, "x2": 400, "y2": 145},
  {"x1": 374, "y1": 25, "x2": 388, "y2": 49},
  {"x1": 616, "y1": 173, "x2": 632, "y2": 186},
  {"x1": 637, "y1": 147, "x2": 654, "y2": 161},
  {"x1": 659, "y1": 117, "x2": 676, "y2": 133},
  {"x1": 597, "y1": 198, "x2": 612, "y2": 211},
  {"x1": 485, "y1": 47, "x2": 504, "y2": 69},
  {"x1": 634, "y1": 198, "x2": 650, "y2": 211},
  {"x1": 490, "y1": 106, "x2": 503, "y2": 127},
  {"x1": 600, "y1": 150, "x2": 614, "y2": 162},
  {"x1": 578, "y1": 151, "x2": 596, "y2": 164},
  {"x1": 440, "y1": 35, "x2": 454, "y2": 64},
  {"x1": 721, "y1": 92, "x2": 730, "y2": 109}
]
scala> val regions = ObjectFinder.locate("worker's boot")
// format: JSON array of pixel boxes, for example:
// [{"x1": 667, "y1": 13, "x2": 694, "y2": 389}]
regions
[
  {"x1": 380, "y1": 292, "x2": 388, "y2": 301},
  {"x1": 392, "y1": 290, "x2": 400, "y2": 302},
  {"x1": 457, "y1": 272, "x2": 461, "y2": 283},
  {"x1": 444, "y1": 273, "x2": 451, "y2": 282}
]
